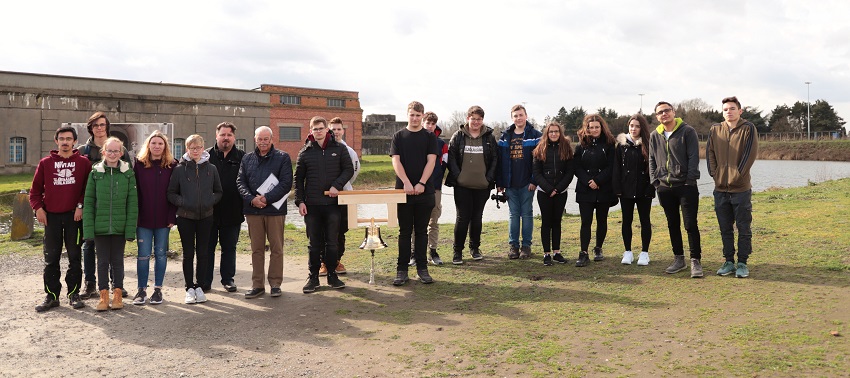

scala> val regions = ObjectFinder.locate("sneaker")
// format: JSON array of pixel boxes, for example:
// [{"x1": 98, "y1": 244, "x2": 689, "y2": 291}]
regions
[
  {"x1": 302, "y1": 275, "x2": 320, "y2": 294},
  {"x1": 519, "y1": 246, "x2": 531, "y2": 259},
  {"x1": 184, "y1": 288, "x2": 197, "y2": 304},
  {"x1": 665, "y1": 255, "x2": 687, "y2": 274},
  {"x1": 690, "y1": 258, "x2": 704, "y2": 278},
  {"x1": 552, "y1": 253, "x2": 567, "y2": 264},
  {"x1": 593, "y1": 247, "x2": 604, "y2": 261},
  {"x1": 637, "y1": 251, "x2": 650, "y2": 266},
  {"x1": 408, "y1": 256, "x2": 416, "y2": 267},
  {"x1": 80, "y1": 281, "x2": 96, "y2": 300},
  {"x1": 121, "y1": 289, "x2": 128, "y2": 298},
  {"x1": 318, "y1": 262, "x2": 328, "y2": 277},
  {"x1": 575, "y1": 251, "x2": 590, "y2": 267},
  {"x1": 149, "y1": 288, "x2": 163, "y2": 305},
  {"x1": 717, "y1": 261, "x2": 736, "y2": 276},
  {"x1": 452, "y1": 251, "x2": 464, "y2": 265},
  {"x1": 417, "y1": 269, "x2": 434, "y2": 284},
  {"x1": 245, "y1": 287, "x2": 266, "y2": 298},
  {"x1": 735, "y1": 262, "x2": 749, "y2": 278},
  {"x1": 270, "y1": 287, "x2": 282, "y2": 297},
  {"x1": 508, "y1": 246, "x2": 520, "y2": 259},
  {"x1": 132, "y1": 289, "x2": 147, "y2": 306},
  {"x1": 543, "y1": 253, "x2": 553, "y2": 266},
  {"x1": 392, "y1": 270, "x2": 409, "y2": 286},
  {"x1": 471, "y1": 248, "x2": 483, "y2": 260},
  {"x1": 335, "y1": 261, "x2": 347, "y2": 275},
  {"x1": 621, "y1": 251, "x2": 634, "y2": 265},
  {"x1": 429, "y1": 249, "x2": 443, "y2": 265},
  {"x1": 69, "y1": 293, "x2": 85, "y2": 309},
  {"x1": 195, "y1": 287, "x2": 208, "y2": 303},
  {"x1": 223, "y1": 283, "x2": 238, "y2": 293},
  {"x1": 328, "y1": 274, "x2": 346, "y2": 289}
]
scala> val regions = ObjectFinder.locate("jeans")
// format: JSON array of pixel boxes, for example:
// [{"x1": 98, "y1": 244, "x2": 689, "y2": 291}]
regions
[
  {"x1": 657, "y1": 185, "x2": 702, "y2": 259},
  {"x1": 305, "y1": 205, "x2": 341, "y2": 274},
  {"x1": 620, "y1": 197, "x2": 653, "y2": 252},
  {"x1": 578, "y1": 202, "x2": 609, "y2": 252},
  {"x1": 43, "y1": 211, "x2": 82, "y2": 298},
  {"x1": 537, "y1": 191, "x2": 568, "y2": 252},
  {"x1": 95, "y1": 235, "x2": 125, "y2": 291},
  {"x1": 453, "y1": 186, "x2": 490, "y2": 252},
  {"x1": 82, "y1": 239, "x2": 96, "y2": 283},
  {"x1": 205, "y1": 222, "x2": 241, "y2": 287},
  {"x1": 714, "y1": 190, "x2": 753, "y2": 263},
  {"x1": 137, "y1": 227, "x2": 170, "y2": 288},
  {"x1": 176, "y1": 216, "x2": 213, "y2": 290},
  {"x1": 397, "y1": 193, "x2": 435, "y2": 271},
  {"x1": 506, "y1": 186, "x2": 534, "y2": 247}
]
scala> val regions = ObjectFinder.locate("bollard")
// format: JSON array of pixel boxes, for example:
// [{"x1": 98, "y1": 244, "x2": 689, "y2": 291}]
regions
[{"x1": 11, "y1": 190, "x2": 34, "y2": 241}]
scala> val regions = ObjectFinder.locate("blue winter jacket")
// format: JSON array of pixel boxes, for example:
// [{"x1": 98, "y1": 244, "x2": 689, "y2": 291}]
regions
[
  {"x1": 237, "y1": 145, "x2": 293, "y2": 216},
  {"x1": 496, "y1": 122, "x2": 542, "y2": 188}
]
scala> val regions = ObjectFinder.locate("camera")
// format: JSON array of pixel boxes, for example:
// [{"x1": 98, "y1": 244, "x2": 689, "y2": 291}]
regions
[{"x1": 490, "y1": 192, "x2": 507, "y2": 209}]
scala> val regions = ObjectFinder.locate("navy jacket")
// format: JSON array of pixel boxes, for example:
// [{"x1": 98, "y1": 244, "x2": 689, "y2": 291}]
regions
[
  {"x1": 237, "y1": 145, "x2": 293, "y2": 216},
  {"x1": 496, "y1": 122, "x2": 542, "y2": 188}
]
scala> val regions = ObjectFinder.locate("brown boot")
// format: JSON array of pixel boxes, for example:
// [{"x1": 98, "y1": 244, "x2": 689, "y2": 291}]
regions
[
  {"x1": 96, "y1": 290, "x2": 110, "y2": 311},
  {"x1": 111, "y1": 288, "x2": 124, "y2": 310}
]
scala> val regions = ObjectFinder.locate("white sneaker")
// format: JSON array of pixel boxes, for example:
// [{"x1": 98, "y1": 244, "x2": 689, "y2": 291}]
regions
[
  {"x1": 194, "y1": 288, "x2": 207, "y2": 303},
  {"x1": 637, "y1": 251, "x2": 650, "y2": 266},
  {"x1": 621, "y1": 251, "x2": 633, "y2": 265},
  {"x1": 184, "y1": 288, "x2": 197, "y2": 304}
]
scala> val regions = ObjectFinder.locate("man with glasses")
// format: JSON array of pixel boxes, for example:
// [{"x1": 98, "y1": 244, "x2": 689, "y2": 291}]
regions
[
  {"x1": 648, "y1": 102, "x2": 704, "y2": 278},
  {"x1": 295, "y1": 117, "x2": 354, "y2": 293}
]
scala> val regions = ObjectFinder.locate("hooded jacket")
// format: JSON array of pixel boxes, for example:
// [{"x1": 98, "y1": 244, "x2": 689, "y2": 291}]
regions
[
  {"x1": 83, "y1": 160, "x2": 138, "y2": 239},
  {"x1": 429, "y1": 126, "x2": 449, "y2": 191},
  {"x1": 532, "y1": 141, "x2": 575, "y2": 195},
  {"x1": 706, "y1": 120, "x2": 758, "y2": 193},
  {"x1": 78, "y1": 137, "x2": 133, "y2": 166},
  {"x1": 208, "y1": 143, "x2": 246, "y2": 226},
  {"x1": 648, "y1": 118, "x2": 700, "y2": 188},
  {"x1": 30, "y1": 149, "x2": 91, "y2": 213},
  {"x1": 337, "y1": 139, "x2": 360, "y2": 191},
  {"x1": 294, "y1": 133, "x2": 355, "y2": 207},
  {"x1": 445, "y1": 124, "x2": 498, "y2": 189},
  {"x1": 496, "y1": 122, "x2": 542, "y2": 188},
  {"x1": 167, "y1": 151, "x2": 223, "y2": 220},
  {"x1": 574, "y1": 137, "x2": 616, "y2": 204},
  {"x1": 613, "y1": 133, "x2": 655, "y2": 199},
  {"x1": 237, "y1": 145, "x2": 293, "y2": 216}
]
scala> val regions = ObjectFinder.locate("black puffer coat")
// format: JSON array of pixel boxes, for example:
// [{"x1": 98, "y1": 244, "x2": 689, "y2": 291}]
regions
[
  {"x1": 532, "y1": 141, "x2": 575, "y2": 195},
  {"x1": 613, "y1": 134, "x2": 655, "y2": 199},
  {"x1": 294, "y1": 134, "x2": 354, "y2": 207},
  {"x1": 574, "y1": 137, "x2": 616, "y2": 204},
  {"x1": 445, "y1": 125, "x2": 498, "y2": 189}
]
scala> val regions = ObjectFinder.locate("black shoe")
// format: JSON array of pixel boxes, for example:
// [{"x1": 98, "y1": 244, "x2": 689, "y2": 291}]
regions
[
  {"x1": 543, "y1": 254, "x2": 553, "y2": 266},
  {"x1": 392, "y1": 271, "x2": 409, "y2": 286},
  {"x1": 270, "y1": 287, "x2": 282, "y2": 297},
  {"x1": 593, "y1": 247, "x2": 604, "y2": 261},
  {"x1": 69, "y1": 294, "x2": 85, "y2": 309},
  {"x1": 508, "y1": 246, "x2": 520, "y2": 259},
  {"x1": 80, "y1": 281, "x2": 96, "y2": 300},
  {"x1": 470, "y1": 248, "x2": 483, "y2": 260},
  {"x1": 519, "y1": 246, "x2": 531, "y2": 259},
  {"x1": 452, "y1": 251, "x2": 464, "y2": 265},
  {"x1": 302, "y1": 275, "x2": 320, "y2": 293},
  {"x1": 132, "y1": 290, "x2": 147, "y2": 306},
  {"x1": 417, "y1": 269, "x2": 434, "y2": 284},
  {"x1": 200, "y1": 286, "x2": 212, "y2": 293},
  {"x1": 328, "y1": 273, "x2": 346, "y2": 289},
  {"x1": 408, "y1": 256, "x2": 416, "y2": 266},
  {"x1": 223, "y1": 283, "x2": 238, "y2": 293},
  {"x1": 575, "y1": 251, "x2": 590, "y2": 267},
  {"x1": 429, "y1": 249, "x2": 443, "y2": 265},
  {"x1": 120, "y1": 288, "x2": 128, "y2": 298},
  {"x1": 35, "y1": 294, "x2": 59, "y2": 313},
  {"x1": 245, "y1": 287, "x2": 266, "y2": 298},
  {"x1": 150, "y1": 288, "x2": 163, "y2": 305},
  {"x1": 553, "y1": 253, "x2": 567, "y2": 264}
]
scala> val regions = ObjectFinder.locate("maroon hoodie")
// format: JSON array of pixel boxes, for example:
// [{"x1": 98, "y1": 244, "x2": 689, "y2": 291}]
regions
[{"x1": 30, "y1": 149, "x2": 92, "y2": 213}]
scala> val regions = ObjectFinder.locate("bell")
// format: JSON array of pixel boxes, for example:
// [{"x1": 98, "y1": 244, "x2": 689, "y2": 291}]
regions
[{"x1": 359, "y1": 219, "x2": 387, "y2": 250}]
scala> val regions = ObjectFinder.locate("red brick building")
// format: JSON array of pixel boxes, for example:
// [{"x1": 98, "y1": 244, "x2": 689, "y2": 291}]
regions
[{"x1": 261, "y1": 84, "x2": 362, "y2": 159}]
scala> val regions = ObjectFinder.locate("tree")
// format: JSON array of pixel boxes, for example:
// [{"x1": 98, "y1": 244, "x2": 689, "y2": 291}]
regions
[
  {"x1": 562, "y1": 106, "x2": 586, "y2": 135},
  {"x1": 742, "y1": 106, "x2": 769, "y2": 133},
  {"x1": 767, "y1": 104, "x2": 802, "y2": 133},
  {"x1": 596, "y1": 107, "x2": 619, "y2": 128},
  {"x1": 810, "y1": 99, "x2": 846, "y2": 132}
]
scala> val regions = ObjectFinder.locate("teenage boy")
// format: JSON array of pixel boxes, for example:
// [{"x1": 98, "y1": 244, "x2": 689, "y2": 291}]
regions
[
  {"x1": 648, "y1": 101, "x2": 704, "y2": 278},
  {"x1": 296, "y1": 117, "x2": 354, "y2": 293},
  {"x1": 31, "y1": 126, "x2": 92, "y2": 312},
  {"x1": 423, "y1": 111, "x2": 448, "y2": 265},
  {"x1": 707, "y1": 96, "x2": 758, "y2": 278},
  {"x1": 206, "y1": 122, "x2": 246, "y2": 292},
  {"x1": 496, "y1": 104, "x2": 542, "y2": 259},
  {"x1": 389, "y1": 101, "x2": 438, "y2": 285}
]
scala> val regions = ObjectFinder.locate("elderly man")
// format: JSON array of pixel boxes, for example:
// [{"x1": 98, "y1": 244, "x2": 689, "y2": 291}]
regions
[{"x1": 237, "y1": 126, "x2": 293, "y2": 298}]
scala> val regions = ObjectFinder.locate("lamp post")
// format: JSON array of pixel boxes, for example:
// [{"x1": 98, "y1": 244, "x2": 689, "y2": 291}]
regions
[
  {"x1": 805, "y1": 81, "x2": 811, "y2": 139},
  {"x1": 638, "y1": 93, "x2": 645, "y2": 114}
]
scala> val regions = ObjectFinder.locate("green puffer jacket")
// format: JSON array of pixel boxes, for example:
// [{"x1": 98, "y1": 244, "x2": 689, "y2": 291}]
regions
[{"x1": 83, "y1": 160, "x2": 138, "y2": 240}]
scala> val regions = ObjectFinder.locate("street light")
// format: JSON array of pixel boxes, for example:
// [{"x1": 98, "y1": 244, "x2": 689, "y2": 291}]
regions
[
  {"x1": 805, "y1": 81, "x2": 811, "y2": 139},
  {"x1": 638, "y1": 93, "x2": 645, "y2": 114}
]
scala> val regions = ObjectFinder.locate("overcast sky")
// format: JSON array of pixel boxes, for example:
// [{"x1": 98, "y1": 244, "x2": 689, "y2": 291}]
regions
[{"x1": 4, "y1": 0, "x2": 848, "y2": 128}]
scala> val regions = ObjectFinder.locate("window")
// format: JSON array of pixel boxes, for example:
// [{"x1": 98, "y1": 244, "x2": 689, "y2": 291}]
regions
[
  {"x1": 173, "y1": 138, "x2": 185, "y2": 157},
  {"x1": 280, "y1": 95, "x2": 301, "y2": 105},
  {"x1": 327, "y1": 98, "x2": 345, "y2": 108},
  {"x1": 9, "y1": 137, "x2": 25, "y2": 164},
  {"x1": 279, "y1": 126, "x2": 301, "y2": 141},
  {"x1": 236, "y1": 138, "x2": 246, "y2": 152}
]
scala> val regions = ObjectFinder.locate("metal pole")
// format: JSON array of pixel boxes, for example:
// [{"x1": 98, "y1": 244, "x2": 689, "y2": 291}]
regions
[
  {"x1": 805, "y1": 81, "x2": 811, "y2": 139},
  {"x1": 638, "y1": 93, "x2": 645, "y2": 114}
]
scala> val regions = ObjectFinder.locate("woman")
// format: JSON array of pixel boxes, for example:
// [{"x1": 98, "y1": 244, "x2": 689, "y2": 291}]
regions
[
  {"x1": 573, "y1": 114, "x2": 616, "y2": 267},
  {"x1": 83, "y1": 137, "x2": 138, "y2": 311},
  {"x1": 167, "y1": 135, "x2": 222, "y2": 305},
  {"x1": 445, "y1": 105, "x2": 498, "y2": 265},
  {"x1": 613, "y1": 114, "x2": 655, "y2": 265},
  {"x1": 133, "y1": 131, "x2": 178, "y2": 305},
  {"x1": 532, "y1": 122, "x2": 575, "y2": 266}
]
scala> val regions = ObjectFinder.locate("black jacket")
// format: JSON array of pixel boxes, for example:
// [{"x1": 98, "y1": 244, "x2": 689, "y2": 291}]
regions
[
  {"x1": 532, "y1": 141, "x2": 575, "y2": 195},
  {"x1": 167, "y1": 152, "x2": 223, "y2": 220},
  {"x1": 237, "y1": 145, "x2": 293, "y2": 216},
  {"x1": 445, "y1": 125, "x2": 498, "y2": 189},
  {"x1": 574, "y1": 138, "x2": 616, "y2": 204},
  {"x1": 613, "y1": 134, "x2": 655, "y2": 199},
  {"x1": 294, "y1": 135, "x2": 354, "y2": 207},
  {"x1": 208, "y1": 143, "x2": 246, "y2": 226}
]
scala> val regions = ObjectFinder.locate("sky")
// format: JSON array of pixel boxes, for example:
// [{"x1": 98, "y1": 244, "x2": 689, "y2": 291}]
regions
[{"x1": 4, "y1": 0, "x2": 848, "y2": 129}]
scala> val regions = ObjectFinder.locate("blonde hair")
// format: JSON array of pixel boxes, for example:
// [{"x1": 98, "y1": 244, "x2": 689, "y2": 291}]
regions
[
  {"x1": 137, "y1": 130, "x2": 175, "y2": 168},
  {"x1": 185, "y1": 134, "x2": 204, "y2": 149},
  {"x1": 99, "y1": 137, "x2": 124, "y2": 160}
]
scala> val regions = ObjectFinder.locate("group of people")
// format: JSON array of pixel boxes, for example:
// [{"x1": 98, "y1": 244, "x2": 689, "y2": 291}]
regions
[{"x1": 30, "y1": 95, "x2": 757, "y2": 313}]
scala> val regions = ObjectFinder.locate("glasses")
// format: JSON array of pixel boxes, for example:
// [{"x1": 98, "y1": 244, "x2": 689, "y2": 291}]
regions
[
  {"x1": 92, "y1": 123, "x2": 107, "y2": 128},
  {"x1": 311, "y1": 127, "x2": 326, "y2": 132},
  {"x1": 548, "y1": 130, "x2": 560, "y2": 134},
  {"x1": 57, "y1": 137, "x2": 75, "y2": 142},
  {"x1": 656, "y1": 108, "x2": 673, "y2": 116},
  {"x1": 105, "y1": 149, "x2": 121, "y2": 155},
  {"x1": 189, "y1": 146, "x2": 205, "y2": 151}
]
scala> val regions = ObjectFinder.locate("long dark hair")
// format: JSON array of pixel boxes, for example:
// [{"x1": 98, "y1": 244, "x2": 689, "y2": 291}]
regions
[
  {"x1": 577, "y1": 114, "x2": 614, "y2": 147},
  {"x1": 533, "y1": 122, "x2": 573, "y2": 161},
  {"x1": 628, "y1": 114, "x2": 651, "y2": 161}
]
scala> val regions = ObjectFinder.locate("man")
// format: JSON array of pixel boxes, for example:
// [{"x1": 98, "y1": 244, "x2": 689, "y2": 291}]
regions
[
  {"x1": 30, "y1": 126, "x2": 92, "y2": 312},
  {"x1": 205, "y1": 122, "x2": 246, "y2": 292},
  {"x1": 78, "y1": 112, "x2": 132, "y2": 299},
  {"x1": 389, "y1": 101, "x2": 438, "y2": 286},
  {"x1": 237, "y1": 126, "x2": 293, "y2": 298},
  {"x1": 496, "y1": 105, "x2": 542, "y2": 259},
  {"x1": 648, "y1": 101, "x2": 704, "y2": 278},
  {"x1": 422, "y1": 111, "x2": 448, "y2": 265},
  {"x1": 707, "y1": 96, "x2": 758, "y2": 278},
  {"x1": 318, "y1": 117, "x2": 360, "y2": 277},
  {"x1": 295, "y1": 117, "x2": 354, "y2": 293}
]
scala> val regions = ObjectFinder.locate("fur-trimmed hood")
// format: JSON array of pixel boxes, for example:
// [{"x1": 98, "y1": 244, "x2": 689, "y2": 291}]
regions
[
  {"x1": 616, "y1": 133, "x2": 643, "y2": 147},
  {"x1": 92, "y1": 159, "x2": 132, "y2": 173}
]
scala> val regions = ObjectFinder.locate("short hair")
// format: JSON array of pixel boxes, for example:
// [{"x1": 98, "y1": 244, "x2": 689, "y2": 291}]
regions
[
  {"x1": 722, "y1": 96, "x2": 741, "y2": 109},
  {"x1": 654, "y1": 101, "x2": 674, "y2": 112},
  {"x1": 407, "y1": 101, "x2": 425, "y2": 114},
  {"x1": 185, "y1": 134, "x2": 204, "y2": 148},
  {"x1": 137, "y1": 130, "x2": 175, "y2": 168},
  {"x1": 467, "y1": 106, "x2": 485, "y2": 118},
  {"x1": 310, "y1": 116, "x2": 328, "y2": 128},
  {"x1": 254, "y1": 126, "x2": 273, "y2": 138},
  {"x1": 423, "y1": 111, "x2": 438, "y2": 123},
  {"x1": 216, "y1": 122, "x2": 237, "y2": 133},
  {"x1": 55, "y1": 126, "x2": 77, "y2": 141},
  {"x1": 510, "y1": 104, "x2": 527, "y2": 115},
  {"x1": 329, "y1": 117, "x2": 343, "y2": 125},
  {"x1": 100, "y1": 137, "x2": 124, "y2": 157},
  {"x1": 86, "y1": 111, "x2": 110, "y2": 135}
]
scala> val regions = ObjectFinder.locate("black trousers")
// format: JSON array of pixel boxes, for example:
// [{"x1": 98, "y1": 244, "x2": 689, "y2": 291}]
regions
[
  {"x1": 305, "y1": 204, "x2": 341, "y2": 275},
  {"x1": 43, "y1": 211, "x2": 82, "y2": 298},
  {"x1": 453, "y1": 186, "x2": 490, "y2": 252},
  {"x1": 397, "y1": 193, "x2": 435, "y2": 271},
  {"x1": 578, "y1": 202, "x2": 609, "y2": 252},
  {"x1": 657, "y1": 185, "x2": 701, "y2": 258},
  {"x1": 94, "y1": 235, "x2": 125, "y2": 291},
  {"x1": 177, "y1": 216, "x2": 213, "y2": 289},
  {"x1": 537, "y1": 191, "x2": 568, "y2": 252},
  {"x1": 620, "y1": 197, "x2": 653, "y2": 252}
]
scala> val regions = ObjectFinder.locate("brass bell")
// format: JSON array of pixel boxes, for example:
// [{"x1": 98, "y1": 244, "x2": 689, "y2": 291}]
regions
[{"x1": 359, "y1": 219, "x2": 387, "y2": 250}]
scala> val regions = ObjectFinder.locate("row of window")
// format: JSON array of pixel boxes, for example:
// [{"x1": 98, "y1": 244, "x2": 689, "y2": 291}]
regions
[
  {"x1": 280, "y1": 95, "x2": 346, "y2": 108},
  {"x1": 6, "y1": 137, "x2": 248, "y2": 164}
]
